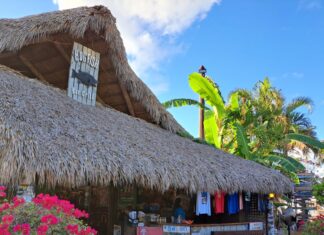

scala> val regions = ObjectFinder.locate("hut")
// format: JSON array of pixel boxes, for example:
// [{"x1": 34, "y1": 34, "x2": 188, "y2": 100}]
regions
[{"x1": 0, "y1": 6, "x2": 292, "y2": 235}]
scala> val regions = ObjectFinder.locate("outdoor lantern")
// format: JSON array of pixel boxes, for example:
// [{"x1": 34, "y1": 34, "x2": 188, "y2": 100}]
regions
[
  {"x1": 198, "y1": 65, "x2": 207, "y2": 77},
  {"x1": 269, "y1": 193, "x2": 275, "y2": 199}
]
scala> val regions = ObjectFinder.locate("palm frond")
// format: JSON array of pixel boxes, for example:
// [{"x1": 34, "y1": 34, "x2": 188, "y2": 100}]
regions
[
  {"x1": 285, "y1": 97, "x2": 313, "y2": 114},
  {"x1": 287, "y1": 133, "x2": 324, "y2": 149},
  {"x1": 162, "y1": 98, "x2": 210, "y2": 110},
  {"x1": 234, "y1": 122, "x2": 251, "y2": 159}
]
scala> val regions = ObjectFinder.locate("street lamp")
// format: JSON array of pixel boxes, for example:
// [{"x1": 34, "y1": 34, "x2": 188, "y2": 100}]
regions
[{"x1": 198, "y1": 65, "x2": 207, "y2": 140}]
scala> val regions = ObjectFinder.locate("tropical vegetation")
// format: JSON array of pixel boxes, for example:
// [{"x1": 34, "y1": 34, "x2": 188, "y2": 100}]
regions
[
  {"x1": 0, "y1": 186, "x2": 96, "y2": 235},
  {"x1": 163, "y1": 72, "x2": 324, "y2": 182}
]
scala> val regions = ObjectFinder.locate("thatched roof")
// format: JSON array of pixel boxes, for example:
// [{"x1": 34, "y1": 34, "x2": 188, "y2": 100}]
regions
[
  {"x1": 0, "y1": 65, "x2": 292, "y2": 194},
  {"x1": 0, "y1": 5, "x2": 184, "y2": 134}
]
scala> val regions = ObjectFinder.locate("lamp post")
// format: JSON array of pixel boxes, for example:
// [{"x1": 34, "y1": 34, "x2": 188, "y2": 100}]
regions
[{"x1": 198, "y1": 65, "x2": 207, "y2": 140}]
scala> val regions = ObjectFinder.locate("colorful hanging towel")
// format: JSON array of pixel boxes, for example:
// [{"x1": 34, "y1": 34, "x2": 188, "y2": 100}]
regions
[
  {"x1": 214, "y1": 192, "x2": 225, "y2": 214},
  {"x1": 227, "y1": 193, "x2": 239, "y2": 214},
  {"x1": 239, "y1": 192, "x2": 243, "y2": 210},
  {"x1": 196, "y1": 191, "x2": 211, "y2": 216}
]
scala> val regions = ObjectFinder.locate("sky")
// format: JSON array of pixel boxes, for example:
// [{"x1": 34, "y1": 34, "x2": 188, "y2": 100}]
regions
[{"x1": 0, "y1": 0, "x2": 323, "y2": 140}]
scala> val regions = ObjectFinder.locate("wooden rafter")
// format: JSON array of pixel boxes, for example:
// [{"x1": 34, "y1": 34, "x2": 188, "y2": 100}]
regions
[
  {"x1": 118, "y1": 83, "x2": 135, "y2": 116},
  {"x1": 53, "y1": 42, "x2": 71, "y2": 63},
  {"x1": 18, "y1": 54, "x2": 47, "y2": 82},
  {"x1": 0, "y1": 52, "x2": 16, "y2": 59}
]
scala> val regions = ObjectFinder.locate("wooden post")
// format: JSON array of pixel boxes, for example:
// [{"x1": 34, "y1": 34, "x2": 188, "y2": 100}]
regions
[
  {"x1": 198, "y1": 65, "x2": 207, "y2": 140},
  {"x1": 199, "y1": 97, "x2": 205, "y2": 140}
]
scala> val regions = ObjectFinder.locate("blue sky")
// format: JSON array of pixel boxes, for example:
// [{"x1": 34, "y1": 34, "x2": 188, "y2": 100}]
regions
[{"x1": 1, "y1": 0, "x2": 323, "y2": 139}]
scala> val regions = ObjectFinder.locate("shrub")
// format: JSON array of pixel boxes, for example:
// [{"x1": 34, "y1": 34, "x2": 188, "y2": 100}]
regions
[
  {"x1": 302, "y1": 214, "x2": 324, "y2": 235},
  {"x1": 0, "y1": 186, "x2": 97, "y2": 235}
]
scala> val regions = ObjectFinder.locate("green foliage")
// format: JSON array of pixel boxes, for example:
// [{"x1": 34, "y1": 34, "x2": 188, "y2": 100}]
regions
[
  {"x1": 162, "y1": 98, "x2": 210, "y2": 110},
  {"x1": 312, "y1": 181, "x2": 324, "y2": 205},
  {"x1": 234, "y1": 123, "x2": 251, "y2": 159},
  {"x1": 188, "y1": 72, "x2": 225, "y2": 119},
  {"x1": 287, "y1": 133, "x2": 324, "y2": 149},
  {"x1": 302, "y1": 214, "x2": 324, "y2": 235},
  {"x1": 164, "y1": 72, "x2": 317, "y2": 183},
  {"x1": 204, "y1": 110, "x2": 221, "y2": 148}
]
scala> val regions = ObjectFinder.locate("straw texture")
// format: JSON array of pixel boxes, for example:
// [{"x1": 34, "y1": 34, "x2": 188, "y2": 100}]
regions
[
  {"x1": 0, "y1": 5, "x2": 184, "y2": 134},
  {"x1": 0, "y1": 65, "x2": 292, "y2": 194}
]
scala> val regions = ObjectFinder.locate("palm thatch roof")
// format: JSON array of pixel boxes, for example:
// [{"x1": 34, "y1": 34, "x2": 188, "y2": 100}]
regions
[
  {"x1": 0, "y1": 65, "x2": 292, "y2": 194},
  {"x1": 0, "y1": 5, "x2": 184, "y2": 133}
]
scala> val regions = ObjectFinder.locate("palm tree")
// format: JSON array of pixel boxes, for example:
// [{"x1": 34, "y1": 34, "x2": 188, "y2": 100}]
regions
[{"x1": 163, "y1": 73, "x2": 323, "y2": 182}]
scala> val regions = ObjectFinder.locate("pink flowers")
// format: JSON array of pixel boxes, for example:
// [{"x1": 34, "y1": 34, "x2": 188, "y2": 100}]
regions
[
  {"x1": 37, "y1": 224, "x2": 49, "y2": 235},
  {"x1": 66, "y1": 224, "x2": 80, "y2": 234},
  {"x1": 12, "y1": 196, "x2": 25, "y2": 208},
  {"x1": 13, "y1": 224, "x2": 31, "y2": 235},
  {"x1": 0, "y1": 186, "x2": 6, "y2": 198},
  {"x1": 41, "y1": 214, "x2": 59, "y2": 225},
  {"x1": 2, "y1": 215, "x2": 14, "y2": 224},
  {"x1": 0, "y1": 186, "x2": 97, "y2": 235}
]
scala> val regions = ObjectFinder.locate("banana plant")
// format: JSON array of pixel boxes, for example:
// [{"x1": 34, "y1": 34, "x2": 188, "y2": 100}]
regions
[{"x1": 234, "y1": 122, "x2": 304, "y2": 183}]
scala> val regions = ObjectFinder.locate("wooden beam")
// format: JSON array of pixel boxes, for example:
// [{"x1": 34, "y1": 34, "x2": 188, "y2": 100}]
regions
[
  {"x1": 96, "y1": 95, "x2": 106, "y2": 105},
  {"x1": 0, "y1": 51, "x2": 16, "y2": 59},
  {"x1": 118, "y1": 83, "x2": 135, "y2": 116},
  {"x1": 18, "y1": 54, "x2": 47, "y2": 82},
  {"x1": 53, "y1": 42, "x2": 71, "y2": 63}
]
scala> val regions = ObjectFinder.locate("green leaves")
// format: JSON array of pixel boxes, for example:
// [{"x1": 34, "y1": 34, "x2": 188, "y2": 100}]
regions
[
  {"x1": 204, "y1": 110, "x2": 221, "y2": 148},
  {"x1": 287, "y1": 133, "x2": 324, "y2": 149},
  {"x1": 189, "y1": 72, "x2": 225, "y2": 119},
  {"x1": 162, "y1": 98, "x2": 210, "y2": 110},
  {"x1": 234, "y1": 122, "x2": 251, "y2": 159}
]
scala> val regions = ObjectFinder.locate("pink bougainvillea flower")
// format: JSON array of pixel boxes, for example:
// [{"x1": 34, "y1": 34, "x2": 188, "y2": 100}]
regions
[
  {"x1": 65, "y1": 224, "x2": 79, "y2": 234},
  {"x1": 0, "y1": 227, "x2": 10, "y2": 235},
  {"x1": 37, "y1": 224, "x2": 49, "y2": 235},
  {"x1": 40, "y1": 214, "x2": 59, "y2": 225},
  {"x1": 73, "y1": 209, "x2": 89, "y2": 219},
  {"x1": 0, "y1": 186, "x2": 6, "y2": 191},
  {"x1": 0, "y1": 223, "x2": 9, "y2": 229},
  {"x1": 79, "y1": 226, "x2": 97, "y2": 235},
  {"x1": 2, "y1": 214, "x2": 15, "y2": 224},
  {"x1": 13, "y1": 196, "x2": 25, "y2": 208},
  {"x1": 0, "y1": 202, "x2": 10, "y2": 212},
  {"x1": 0, "y1": 191, "x2": 6, "y2": 198},
  {"x1": 13, "y1": 224, "x2": 22, "y2": 232},
  {"x1": 21, "y1": 223, "x2": 31, "y2": 235}
]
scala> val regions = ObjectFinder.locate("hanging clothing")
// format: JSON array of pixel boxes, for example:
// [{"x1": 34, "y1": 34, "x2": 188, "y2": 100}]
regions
[
  {"x1": 214, "y1": 192, "x2": 225, "y2": 214},
  {"x1": 243, "y1": 192, "x2": 251, "y2": 212},
  {"x1": 258, "y1": 194, "x2": 267, "y2": 212},
  {"x1": 196, "y1": 192, "x2": 211, "y2": 216},
  {"x1": 174, "y1": 207, "x2": 186, "y2": 220},
  {"x1": 239, "y1": 192, "x2": 243, "y2": 210},
  {"x1": 227, "y1": 193, "x2": 239, "y2": 214}
]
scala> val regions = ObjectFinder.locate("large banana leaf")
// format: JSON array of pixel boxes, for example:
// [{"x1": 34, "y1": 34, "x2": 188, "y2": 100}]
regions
[
  {"x1": 162, "y1": 98, "x2": 210, "y2": 110},
  {"x1": 280, "y1": 155, "x2": 305, "y2": 171},
  {"x1": 265, "y1": 155, "x2": 300, "y2": 172},
  {"x1": 228, "y1": 92, "x2": 239, "y2": 111},
  {"x1": 188, "y1": 72, "x2": 225, "y2": 119},
  {"x1": 234, "y1": 122, "x2": 252, "y2": 159},
  {"x1": 287, "y1": 133, "x2": 324, "y2": 149},
  {"x1": 204, "y1": 110, "x2": 221, "y2": 148}
]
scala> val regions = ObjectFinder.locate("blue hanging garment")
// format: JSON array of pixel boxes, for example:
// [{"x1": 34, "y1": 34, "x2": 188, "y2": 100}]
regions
[
  {"x1": 227, "y1": 193, "x2": 239, "y2": 214},
  {"x1": 258, "y1": 194, "x2": 267, "y2": 212}
]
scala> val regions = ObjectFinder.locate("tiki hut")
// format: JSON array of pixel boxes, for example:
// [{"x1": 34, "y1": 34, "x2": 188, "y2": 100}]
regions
[
  {"x1": 0, "y1": 5, "x2": 184, "y2": 134},
  {"x1": 0, "y1": 6, "x2": 292, "y2": 234},
  {"x1": 0, "y1": 65, "x2": 292, "y2": 194}
]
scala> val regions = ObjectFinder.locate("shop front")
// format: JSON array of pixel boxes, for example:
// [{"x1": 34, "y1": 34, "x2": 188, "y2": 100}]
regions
[{"x1": 0, "y1": 5, "x2": 293, "y2": 235}]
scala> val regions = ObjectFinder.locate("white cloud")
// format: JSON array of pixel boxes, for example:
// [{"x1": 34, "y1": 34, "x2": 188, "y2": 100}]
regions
[
  {"x1": 298, "y1": 0, "x2": 322, "y2": 10},
  {"x1": 282, "y1": 72, "x2": 304, "y2": 79},
  {"x1": 271, "y1": 72, "x2": 304, "y2": 81},
  {"x1": 53, "y1": 0, "x2": 220, "y2": 94}
]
